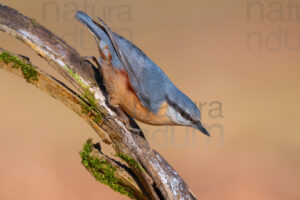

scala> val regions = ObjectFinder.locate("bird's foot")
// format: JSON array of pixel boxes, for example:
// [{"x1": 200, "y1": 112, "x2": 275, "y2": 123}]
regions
[
  {"x1": 107, "y1": 113, "x2": 140, "y2": 134},
  {"x1": 80, "y1": 56, "x2": 101, "y2": 69}
]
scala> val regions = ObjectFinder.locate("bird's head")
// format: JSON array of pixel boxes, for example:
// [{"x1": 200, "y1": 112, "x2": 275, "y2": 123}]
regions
[{"x1": 165, "y1": 93, "x2": 210, "y2": 136}]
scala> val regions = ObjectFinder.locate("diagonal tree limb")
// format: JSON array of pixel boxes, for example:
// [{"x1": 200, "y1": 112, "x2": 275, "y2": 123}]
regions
[
  {"x1": 0, "y1": 48, "x2": 147, "y2": 200},
  {"x1": 0, "y1": 4, "x2": 197, "y2": 200}
]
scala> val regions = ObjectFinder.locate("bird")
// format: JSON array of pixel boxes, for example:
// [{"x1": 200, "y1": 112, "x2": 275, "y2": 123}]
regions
[{"x1": 75, "y1": 11, "x2": 210, "y2": 136}]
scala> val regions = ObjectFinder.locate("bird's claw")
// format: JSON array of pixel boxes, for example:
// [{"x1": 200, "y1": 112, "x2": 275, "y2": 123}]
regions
[
  {"x1": 106, "y1": 114, "x2": 141, "y2": 133},
  {"x1": 80, "y1": 56, "x2": 101, "y2": 69}
]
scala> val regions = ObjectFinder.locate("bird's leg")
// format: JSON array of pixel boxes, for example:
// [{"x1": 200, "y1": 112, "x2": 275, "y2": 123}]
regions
[
  {"x1": 115, "y1": 108, "x2": 141, "y2": 133},
  {"x1": 105, "y1": 111, "x2": 141, "y2": 133},
  {"x1": 107, "y1": 97, "x2": 140, "y2": 133}
]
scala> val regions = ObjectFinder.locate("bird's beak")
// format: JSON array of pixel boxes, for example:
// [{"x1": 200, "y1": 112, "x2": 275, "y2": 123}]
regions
[{"x1": 193, "y1": 121, "x2": 210, "y2": 136}]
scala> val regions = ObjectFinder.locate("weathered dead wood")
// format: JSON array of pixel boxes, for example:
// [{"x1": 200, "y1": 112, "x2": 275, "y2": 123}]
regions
[
  {"x1": 0, "y1": 4, "x2": 197, "y2": 200},
  {"x1": 0, "y1": 48, "x2": 147, "y2": 199}
]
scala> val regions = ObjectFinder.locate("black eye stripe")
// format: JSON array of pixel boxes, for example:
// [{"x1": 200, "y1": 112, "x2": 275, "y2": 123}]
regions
[{"x1": 166, "y1": 96, "x2": 197, "y2": 124}]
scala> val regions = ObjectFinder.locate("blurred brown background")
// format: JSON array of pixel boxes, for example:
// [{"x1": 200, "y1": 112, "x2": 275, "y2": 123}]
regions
[{"x1": 0, "y1": 0, "x2": 299, "y2": 199}]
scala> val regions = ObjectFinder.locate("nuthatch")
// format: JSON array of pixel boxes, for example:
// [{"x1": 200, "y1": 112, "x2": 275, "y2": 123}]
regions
[{"x1": 76, "y1": 11, "x2": 210, "y2": 136}]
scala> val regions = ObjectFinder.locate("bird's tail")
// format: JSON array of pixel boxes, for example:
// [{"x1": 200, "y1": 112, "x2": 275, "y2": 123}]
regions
[
  {"x1": 75, "y1": 11, "x2": 115, "y2": 51},
  {"x1": 75, "y1": 11, "x2": 103, "y2": 40}
]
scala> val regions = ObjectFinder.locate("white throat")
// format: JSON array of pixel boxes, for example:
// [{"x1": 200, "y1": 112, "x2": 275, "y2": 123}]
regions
[{"x1": 166, "y1": 105, "x2": 192, "y2": 126}]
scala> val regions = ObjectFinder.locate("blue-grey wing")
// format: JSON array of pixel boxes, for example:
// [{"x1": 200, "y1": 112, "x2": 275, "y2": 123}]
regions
[
  {"x1": 114, "y1": 36, "x2": 201, "y2": 120},
  {"x1": 113, "y1": 33, "x2": 171, "y2": 113},
  {"x1": 95, "y1": 17, "x2": 170, "y2": 113},
  {"x1": 76, "y1": 11, "x2": 201, "y2": 119},
  {"x1": 76, "y1": 11, "x2": 169, "y2": 113}
]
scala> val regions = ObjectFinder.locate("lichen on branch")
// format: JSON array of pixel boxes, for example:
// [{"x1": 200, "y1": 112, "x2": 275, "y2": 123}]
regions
[
  {"x1": 117, "y1": 153, "x2": 145, "y2": 172},
  {"x1": 0, "y1": 51, "x2": 38, "y2": 82},
  {"x1": 64, "y1": 65, "x2": 102, "y2": 123}
]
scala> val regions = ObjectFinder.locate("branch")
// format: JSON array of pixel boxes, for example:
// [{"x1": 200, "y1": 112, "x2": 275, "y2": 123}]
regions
[
  {"x1": 0, "y1": 49, "x2": 146, "y2": 199},
  {"x1": 0, "y1": 4, "x2": 197, "y2": 200}
]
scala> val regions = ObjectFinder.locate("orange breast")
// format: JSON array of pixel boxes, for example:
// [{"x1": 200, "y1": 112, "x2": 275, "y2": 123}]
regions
[{"x1": 101, "y1": 64, "x2": 173, "y2": 125}]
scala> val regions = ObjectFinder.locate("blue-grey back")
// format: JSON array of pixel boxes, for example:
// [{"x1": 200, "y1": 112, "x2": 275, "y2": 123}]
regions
[
  {"x1": 76, "y1": 11, "x2": 200, "y2": 119},
  {"x1": 113, "y1": 34, "x2": 171, "y2": 112},
  {"x1": 113, "y1": 34, "x2": 200, "y2": 120}
]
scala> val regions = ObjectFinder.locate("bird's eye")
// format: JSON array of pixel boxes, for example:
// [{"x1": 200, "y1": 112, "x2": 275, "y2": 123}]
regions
[{"x1": 180, "y1": 111, "x2": 188, "y2": 119}]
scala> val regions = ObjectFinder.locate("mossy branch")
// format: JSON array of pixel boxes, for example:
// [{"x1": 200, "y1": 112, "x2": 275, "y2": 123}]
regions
[
  {"x1": 0, "y1": 51, "x2": 38, "y2": 82},
  {"x1": 80, "y1": 139, "x2": 149, "y2": 200},
  {"x1": 0, "y1": 49, "x2": 111, "y2": 144},
  {"x1": 0, "y1": 49, "x2": 147, "y2": 199},
  {"x1": 0, "y1": 4, "x2": 197, "y2": 200}
]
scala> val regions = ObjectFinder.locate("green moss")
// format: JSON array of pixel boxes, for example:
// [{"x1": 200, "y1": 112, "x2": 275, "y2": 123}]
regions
[
  {"x1": 81, "y1": 88, "x2": 98, "y2": 113},
  {"x1": 80, "y1": 88, "x2": 103, "y2": 123},
  {"x1": 117, "y1": 153, "x2": 145, "y2": 172},
  {"x1": 64, "y1": 66, "x2": 87, "y2": 88},
  {"x1": 80, "y1": 139, "x2": 136, "y2": 199},
  {"x1": 0, "y1": 51, "x2": 38, "y2": 82},
  {"x1": 63, "y1": 66, "x2": 102, "y2": 121},
  {"x1": 93, "y1": 114, "x2": 102, "y2": 123},
  {"x1": 30, "y1": 19, "x2": 40, "y2": 28}
]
